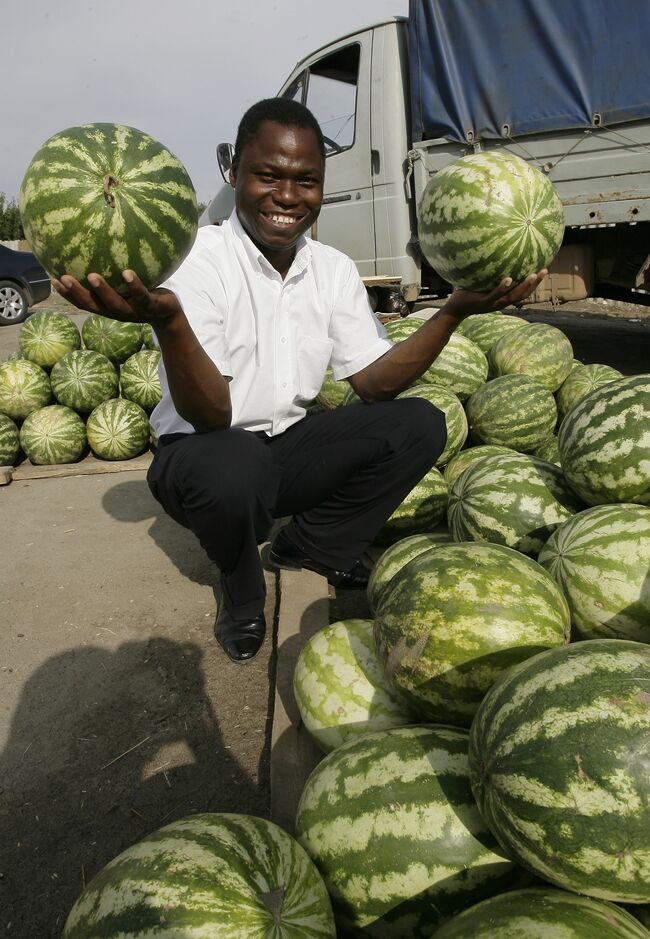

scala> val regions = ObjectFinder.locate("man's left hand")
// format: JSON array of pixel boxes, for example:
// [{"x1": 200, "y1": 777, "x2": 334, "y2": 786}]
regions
[{"x1": 444, "y1": 269, "x2": 548, "y2": 320}]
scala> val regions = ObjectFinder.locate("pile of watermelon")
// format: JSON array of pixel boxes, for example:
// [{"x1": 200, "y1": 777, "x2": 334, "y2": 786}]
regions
[
  {"x1": 0, "y1": 309, "x2": 161, "y2": 466},
  {"x1": 288, "y1": 305, "x2": 650, "y2": 935}
]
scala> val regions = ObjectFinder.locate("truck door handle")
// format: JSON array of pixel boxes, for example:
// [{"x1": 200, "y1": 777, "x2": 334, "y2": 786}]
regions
[
  {"x1": 371, "y1": 149, "x2": 380, "y2": 174},
  {"x1": 322, "y1": 194, "x2": 353, "y2": 205}
]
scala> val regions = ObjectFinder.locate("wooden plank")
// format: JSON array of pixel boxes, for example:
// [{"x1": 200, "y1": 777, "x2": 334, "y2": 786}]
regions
[
  {"x1": 11, "y1": 451, "x2": 153, "y2": 481},
  {"x1": 0, "y1": 466, "x2": 14, "y2": 486},
  {"x1": 270, "y1": 568, "x2": 328, "y2": 836}
]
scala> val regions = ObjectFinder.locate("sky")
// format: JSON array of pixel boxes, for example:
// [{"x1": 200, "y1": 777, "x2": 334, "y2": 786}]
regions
[{"x1": 5, "y1": 0, "x2": 408, "y2": 207}]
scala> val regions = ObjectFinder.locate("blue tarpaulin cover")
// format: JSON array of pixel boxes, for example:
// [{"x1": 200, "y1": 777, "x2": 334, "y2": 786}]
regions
[{"x1": 409, "y1": 0, "x2": 650, "y2": 143}]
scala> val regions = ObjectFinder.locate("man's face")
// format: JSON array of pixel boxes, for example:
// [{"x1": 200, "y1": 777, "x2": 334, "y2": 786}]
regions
[{"x1": 230, "y1": 120, "x2": 325, "y2": 258}]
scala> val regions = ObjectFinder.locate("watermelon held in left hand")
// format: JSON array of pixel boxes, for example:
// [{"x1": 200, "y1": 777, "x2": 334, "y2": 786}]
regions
[
  {"x1": 418, "y1": 151, "x2": 564, "y2": 292},
  {"x1": 19, "y1": 123, "x2": 198, "y2": 294}
]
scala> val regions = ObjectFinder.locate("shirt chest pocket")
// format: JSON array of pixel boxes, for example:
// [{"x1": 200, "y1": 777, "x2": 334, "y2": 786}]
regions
[{"x1": 296, "y1": 335, "x2": 334, "y2": 402}]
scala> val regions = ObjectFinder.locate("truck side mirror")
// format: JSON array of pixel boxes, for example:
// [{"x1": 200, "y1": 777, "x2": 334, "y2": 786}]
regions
[{"x1": 217, "y1": 143, "x2": 235, "y2": 183}]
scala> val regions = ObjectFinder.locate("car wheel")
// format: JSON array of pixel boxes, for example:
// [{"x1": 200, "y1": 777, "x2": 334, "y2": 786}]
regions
[{"x1": 0, "y1": 281, "x2": 30, "y2": 325}]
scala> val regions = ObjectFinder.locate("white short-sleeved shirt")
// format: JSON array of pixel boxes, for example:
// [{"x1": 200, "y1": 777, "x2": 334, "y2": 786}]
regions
[{"x1": 150, "y1": 210, "x2": 393, "y2": 437}]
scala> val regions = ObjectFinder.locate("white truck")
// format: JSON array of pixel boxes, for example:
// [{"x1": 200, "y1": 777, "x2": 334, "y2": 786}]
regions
[{"x1": 205, "y1": 0, "x2": 650, "y2": 307}]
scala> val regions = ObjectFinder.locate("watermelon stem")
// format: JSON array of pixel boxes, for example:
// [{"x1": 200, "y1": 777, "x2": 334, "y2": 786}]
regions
[{"x1": 103, "y1": 174, "x2": 120, "y2": 208}]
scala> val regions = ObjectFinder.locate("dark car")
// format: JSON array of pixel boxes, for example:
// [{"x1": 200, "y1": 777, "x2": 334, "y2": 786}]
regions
[{"x1": 0, "y1": 244, "x2": 51, "y2": 325}]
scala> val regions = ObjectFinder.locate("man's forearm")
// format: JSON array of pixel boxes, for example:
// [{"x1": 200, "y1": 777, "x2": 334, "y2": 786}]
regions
[
  {"x1": 350, "y1": 307, "x2": 462, "y2": 402},
  {"x1": 155, "y1": 311, "x2": 232, "y2": 432}
]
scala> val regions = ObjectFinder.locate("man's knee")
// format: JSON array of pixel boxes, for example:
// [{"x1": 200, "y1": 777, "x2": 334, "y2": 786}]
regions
[{"x1": 397, "y1": 396, "x2": 448, "y2": 454}]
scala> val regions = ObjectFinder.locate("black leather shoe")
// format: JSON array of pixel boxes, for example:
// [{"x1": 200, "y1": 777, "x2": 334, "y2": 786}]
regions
[
  {"x1": 215, "y1": 607, "x2": 266, "y2": 663},
  {"x1": 269, "y1": 528, "x2": 370, "y2": 590}
]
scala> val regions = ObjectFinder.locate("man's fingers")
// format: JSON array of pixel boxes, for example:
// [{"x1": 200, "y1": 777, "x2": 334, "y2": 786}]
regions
[{"x1": 54, "y1": 275, "x2": 103, "y2": 315}]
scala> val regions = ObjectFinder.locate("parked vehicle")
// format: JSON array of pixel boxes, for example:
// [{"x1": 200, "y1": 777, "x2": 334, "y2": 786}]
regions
[
  {"x1": 205, "y1": 0, "x2": 650, "y2": 307},
  {"x1": 0, "y1": 245, "x2": 51, "y2": 325}
]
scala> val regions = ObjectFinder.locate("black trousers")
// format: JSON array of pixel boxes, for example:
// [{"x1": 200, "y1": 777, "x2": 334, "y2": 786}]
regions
[{"x1": 146, "y1": 398, "x2": 447, "y2": 618}]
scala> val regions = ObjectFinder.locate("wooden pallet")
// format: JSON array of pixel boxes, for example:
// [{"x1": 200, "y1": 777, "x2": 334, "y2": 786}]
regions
[{"x1": 1, "y1": 450, "x2": 153, "y2": 484}]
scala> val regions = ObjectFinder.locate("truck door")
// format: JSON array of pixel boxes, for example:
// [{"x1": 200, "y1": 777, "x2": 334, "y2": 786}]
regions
[{"x1": 279, "y1": 37, "x2": 376, "y2": 275}]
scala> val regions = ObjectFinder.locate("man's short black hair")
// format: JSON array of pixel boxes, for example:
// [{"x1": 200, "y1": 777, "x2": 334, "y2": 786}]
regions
[{"x1": 233, "y1": 98, "x2": 326, "y2": 167}]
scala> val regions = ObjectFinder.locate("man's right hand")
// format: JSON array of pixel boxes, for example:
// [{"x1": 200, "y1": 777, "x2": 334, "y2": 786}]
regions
[{"x1": 53, "y1": 270, "x2": 183, "y2": 329}]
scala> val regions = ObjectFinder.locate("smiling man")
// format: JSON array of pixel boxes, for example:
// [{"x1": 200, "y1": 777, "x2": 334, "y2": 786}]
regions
[{"x1": 56, "y1": 98, "x2": 546, "y2": 663}]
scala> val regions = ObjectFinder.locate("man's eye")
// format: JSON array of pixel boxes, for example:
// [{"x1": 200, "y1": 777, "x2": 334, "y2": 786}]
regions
[{"x1": 258, "y1": 173, "x2": 276, "y2": 182}]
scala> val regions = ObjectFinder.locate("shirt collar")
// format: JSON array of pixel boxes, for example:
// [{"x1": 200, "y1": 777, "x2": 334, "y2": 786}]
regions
[{"x1": 229, "y1": 209, "x2": 312, "y2": 281}]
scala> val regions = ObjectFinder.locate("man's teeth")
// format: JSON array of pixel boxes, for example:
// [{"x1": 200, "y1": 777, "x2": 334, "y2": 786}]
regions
[{"x1": 266, "y1": 214, "x2": 296, "y2": 225}]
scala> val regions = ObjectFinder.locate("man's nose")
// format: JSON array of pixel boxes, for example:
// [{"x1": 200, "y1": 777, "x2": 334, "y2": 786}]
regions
[{"x1": 272, "y1": 179, "x2": 299, "y2": 205}]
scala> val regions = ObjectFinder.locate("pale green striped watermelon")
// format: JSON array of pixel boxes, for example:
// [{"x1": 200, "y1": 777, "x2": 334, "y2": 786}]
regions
[
  {"x1": 140, "y1": 323, "x2": 155, "y2": 350},
  {"x1": 442, "y1": 444, "x2": 514, "y2": 489},
  {"x1": 120, "y1": 349, "x2": 162, "y2": 410},
  {"x1": 86, "y1": 398, "x2": 150, "y2": 460},
  {"x1": 466, "y1": 374, "x2": 557, "y2": 452},
  {"x1": 367, "y1": 530, "x2": 452, "y2": 613},
  {"x1": 0, "y1": 414, "x2": 20, "y2": 465},
  {"x1": 50, "y1": 350, "x2": 118, "y2": 412},
  {"x1": 0, "y1": 359, "x2": 51, "y2": 420},
  {"x1": 456, "y1": 312, "x2": 528, "y2": 353},
  {"x1": 82, "y1": 314, "x2": 143, "y2": 364},
  {"x1": 447, "y1": 452, "x2": 583, "y2": 557},
  {"x1": 396, "y1": 383, "x2": 468, "y2": 464},
  {"x1": 63, "y1": 813, "x2": 335, "y2": 937},
  {"x1": 533, "y1": 434, "x2": 560, "y2": 465},
  {"x1": 417, "y1": 332, "x2": 488, "y2": 401},
  {"x1": 558, "y1": 375, "x2": 650, "y2": 505},
  {"x1": 434, "y1": 888, "x2": 650, "y2": 939},
  {"x1": 374, "y1": 464, "x2": 448, "y2": 547},
  {"x1": 382, "y1": 317, "x2": 422, "y2": 343},
  {"x1": 295, "y1": 725, "x2": 523, "y2": 938},
  {"x1": 20, "y1": 123, "x2": 198, "y2": 294},
  {"x1": 469, "y1": 639, "x2": 650, "y2": 902},
  {"x1": 19, "y1": 405, "x2": 86, "y2": 465},
  {"x1": 418, "y1": 152, "x2": 564, "y2": 291},
  {"x1": 293, "y1": 619, "x2": 415, "y2": 753},
  {"x1": 374, "y1": 542, "x2": 569, "y2": 726},
  {"x1": 19, "y1": 310, "x2": 81, "y2": 368},
  {"x1": 315, "y1": 367, "x2": 348, "y2": 410},
  {"x1": 538, "y1": 504, "x2": 650, "y2": 643},
  {"x1": 556, "y1": 362, "x2": 623, "y2": 420},
  {"x1": 489, "y1": 322, "x2": 574, "y2": 392}
]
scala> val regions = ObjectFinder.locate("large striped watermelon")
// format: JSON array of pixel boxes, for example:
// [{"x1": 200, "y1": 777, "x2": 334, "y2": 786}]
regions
[
  {"x1": 367, "y1": 530, "x2": 452, "y2": 614},
  {"x1": 18, "y1": 310, "x2": 81, "y2": 368},
  {"x1": 373, "y1": 464, "x2": 448, "y2": 547},
  {"x1": 86, "y1": 398, "x2": 150, "y2": 460},
  {"x1": 417, "y1": 332, "x2": 488, "y2": 401},
  {"x1": 447, "y1": 451, "x2": 583, "y2": 557},
  {"x1": 120, "y1": 349, "x2": 162, "y2": 410},
  {"x1": 433, "y1": 888, "x2": 650, "y2": 939},
  {"x1": 82, "y1": 314, "x2": 143, "y2": 365},
  {"x1": 0, "y1": 414, "x2": 20, "y2": 465},
  {"x1": 469, "y1": 639, "x2": 650, "y2": 902},
  {"x1": 50, "y1": 350, "x2": 118, "y2": 412},
  {"x1": 417, "y1": 152, "x2": 564, "y2": 291},
  {"x1": 556, "y1": 362, "x2": 623, "y2": 420},
  {"x1": 489, "y1": 322, "x2": 574, "y2": 392},
  {"x1": 63, "y1": 813, "x2": 335, "y2": 937},
  {"x1": 382, "y1": 317, "x2": 422, "y2": 343},
  {"x1": 456, "y1": 312, "x2": 528, "y2": 354},
  {"x1": 466, "y1": 374, "x2": 557, "y2": 452},
  {"x1": 374, "y1": 542, "x2": 569, "y2": 726},
  {"x1": 442, "y1": 444, "x2": 514, "y2": 489},
  {"x1": 558, "y1": 375, "x2": 650, "y2": 505},
  {"x1": 0, "y1": 358, "x2": 51, "y2": 420},
  {"x1": 293, "y1": 619, "x2": 415, "y2": 753},
  {"x1": 295, "y1": 725, "x2": 523, "y2": 938},
  {"x1": 396, "y1": 383, "x2": 468, "y2": 464},
  {"x1": 19, "y1": 405, "x2": 86, "y2": 465},
  {"x1": 20, "y1": 123, "x2": 198, "y2": 294},
  {"x1": 538, "y1": 504, "x2": 650, "y2": 643}
]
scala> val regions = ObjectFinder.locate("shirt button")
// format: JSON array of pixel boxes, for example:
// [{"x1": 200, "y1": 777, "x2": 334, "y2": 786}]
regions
[
  {"x1": 282, "y1": 382, "x2": 288, "y2": 389},
  {"x1": 280, "y1": 336, "x2": 287, "y2": 343}
]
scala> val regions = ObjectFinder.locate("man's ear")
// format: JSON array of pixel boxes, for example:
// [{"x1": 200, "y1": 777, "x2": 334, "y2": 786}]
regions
[{"x1": 229, "y1": 164, "x2": 237, "y2": 189}]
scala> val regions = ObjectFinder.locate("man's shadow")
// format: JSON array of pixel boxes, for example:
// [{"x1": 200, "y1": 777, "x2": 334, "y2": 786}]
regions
[{"x1": 0, "y1": 638, "x2": 266, "y2": 937}]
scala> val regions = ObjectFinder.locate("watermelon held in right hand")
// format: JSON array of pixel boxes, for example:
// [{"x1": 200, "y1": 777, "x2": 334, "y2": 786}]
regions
[
  {"x1": 418, "y1": 151, "x2": 564, "y2": 292},
  {"x1": 19, "y1": 122, "x2": 198, "y2": 294}
]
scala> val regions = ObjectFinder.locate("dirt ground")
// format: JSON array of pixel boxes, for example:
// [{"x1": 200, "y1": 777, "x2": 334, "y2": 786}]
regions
[{"x1": 1, "y1": 288, "x2": 648, "y2": 934}]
